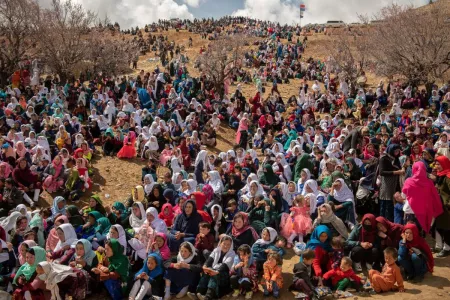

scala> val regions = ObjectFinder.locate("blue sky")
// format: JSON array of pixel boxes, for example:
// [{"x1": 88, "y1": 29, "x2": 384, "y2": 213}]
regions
[{"x1": 39, "y1": 0, "x2": 429, "y2": 28}]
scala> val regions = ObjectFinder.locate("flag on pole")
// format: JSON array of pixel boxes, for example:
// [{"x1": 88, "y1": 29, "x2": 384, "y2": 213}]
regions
[{"x1": 300, "y1": 4, "x2": 306, "y2": 11}]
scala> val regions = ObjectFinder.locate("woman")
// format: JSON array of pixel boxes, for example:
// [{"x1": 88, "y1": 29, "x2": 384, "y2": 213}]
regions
[
  {"x1": 259, "y1": 164, "x2": 280, "y2": 191},
  {"x1": 375, "y1": 216, "x2": 403, "y2": 249},
  {"x1": 403, "y1": 161, "x2": 443, "y2": 234},
  {"x1": 248, "y1": 198, "x2": 278, "y2": 235},
  {"x1": 312, "y1": 204, "x2": 348, "y2": 239},
  {"x1": 167, "y1": 200, "x2": 203, "y2": 252},
  {"x1": 207, "y1": 170, "x2": 224, "y2": 194},
  {"x1": 12, "y1": 157, "x2": 41, "y2": 203},
  {"x1": 225, "y1": 212, "x2": 259, "y2": 251},
  {"x1": 345, "y1": 214, "x2": 382, "y2": 272},
  {"x1": 433, "y1": 156, "x2": 450, "y2": 257},
  {"x1": 398, "y1": 224, "x2": 434, "y2": 282},
  {"x1": 328, "y1": 178, "x2": 356, "y2": 227},
  {"x1": 378, "y1": 144, "x2": 403, "y2": 221},
  {"x1": 194, "y1": 150, "x2": 208, "y2": 185},
  {"x1": 43, "y1": 155, "x2": 65, "y2": 193},
  {"x1": 305, "y1": 225, "x2": 332, "y2": 283}
]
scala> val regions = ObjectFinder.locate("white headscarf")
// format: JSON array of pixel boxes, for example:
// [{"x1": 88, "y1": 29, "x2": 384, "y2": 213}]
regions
[
  {"x1": 254, "y1": 227, "x2": 278, "y2": 245},
  {"x1": 144, "y1": 174, "x2": 156, "y2": 195},
  {"x1": 54, "y1": 223, "x2": 78, "y2": 252},
  {"x1": 146, "y1": 207, "x2": 167, "y2": 233},
  {"x1": 177, "y1": 241, "x2": 196, "y2": 264},
  {"x1": 171, "y1": 157, "x2": 182, "y2": 174},
  {"x1": 305, "y1": 193, "x2": 317, "y2": 215},
  {"x1": 38, "y1": 262, "x2": 76, "y2": 300},
  {"x1": 211, "y1": 236, "x2": 235, "y2": 270},
  {"x1": 130, "y1": 202, "x2": 146, "y2": 231},
  {"x1": 195, "y1": 150, "x2": 208, "y2": 167},
  {"x1": 279, "y1": 181, "x2": 297, "y2": 206},
  {"x1": 208, "y1": 171, "x2": 224, "y2": 194},
  {"x1": 106, "y1": 225, "x2": 127, "y2": 254},
  {"x1": 211, "y1": 204, "x2": 223, "y2": 241}
]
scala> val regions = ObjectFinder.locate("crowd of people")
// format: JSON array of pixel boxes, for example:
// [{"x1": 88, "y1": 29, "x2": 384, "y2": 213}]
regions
[{"x1": 0, "y1": 16, "x2": 449, "y2": 300}]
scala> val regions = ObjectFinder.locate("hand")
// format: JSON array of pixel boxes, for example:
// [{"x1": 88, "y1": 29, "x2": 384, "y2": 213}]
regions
[
  {"x1": 209, "y1": 270, "x2": 219, "y2": 276},
  {"x1": 97, "y1": 246, "x2": 105, "y2": 254},
  {"x1": 152, "y1": 201, "x2": 160, "y2": 207},
  {"x1": 69, "y1": 261, "x2": 76, "y2": 268},
  {"x1": 335, "y1": 204, "x2": 343, "y2": 210},
  {"x1": 92, "y1": 268, "x2": 101, "y2": 274},
  {"x1": 105, "y1": 206, "x2": 111, "y2": 213},
  {"x1": 234, "y1": 262, "x2": 244, "y2": 269},
  {"x1": 401, "y1": 232, "x2": 407, "y2": 243},
  {"x1": 399, "y1": 287, "x2": 405, "y2": 293},
  {"x1": 76, "y1": 257, "x2": 86, "y2": 267},
  {"x1": 378, "y1": 232, "x2": 387, "y2": 239},
  {"x1": 152, "y1": 242, "x2": 159, "y2": 250},
  {"x1": 179, "y1": 262, "x2": 189, "y2": 269},
  {"x1": 7, "y1": 242, "x2": 13, "y2": 252},
  {"x1": 361, "y1": 242, "x2": 370, "y2": 249},
  {"x1": 264, "y1": 249, "x2": 270, "y2": 253},
  {"x1": 100, "y1": 266, "x2": 109, "y2": 273},
  {"x1": 202, "y1": 266, "x2": 210, "y2": 274},
  {"x1": 265, "y1": 205, "x2": 270, "y2": 212}
]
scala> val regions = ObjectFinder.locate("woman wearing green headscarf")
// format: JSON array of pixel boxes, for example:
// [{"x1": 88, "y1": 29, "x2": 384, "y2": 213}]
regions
[
  {"x1": 259, "y1": 164, "x2": 280, "y2": 190},
  {"x1": 82, "y1": 194, "x2": 106, "y2": 216},
  {"x1": 294, "y1": 153, "x2": 314, "y2": 182},
  {"x1": 80, "y1": 211, "x2": 103, "y2": 240},
  {"x1": 90, "y1": 217, "x2": 112, "y2": 247},
  {"x1": 283, "y1": 129, "x2": 298, "y2": 151},
  {"x1": 106, "y1": 201, "x2": 130, "y2": 229},
  {"x1": 29, "y1": 213, "x2": 45, "y2": 248},
  {"x1": 248, "y1": 197, "x2": 278, "y2": 235},
  {"x1": 13, "y1": 246, "x2": 47, "y2": 299},
  {"x1": 92, "y1": 238, "x2": 130, "y2": 300}
]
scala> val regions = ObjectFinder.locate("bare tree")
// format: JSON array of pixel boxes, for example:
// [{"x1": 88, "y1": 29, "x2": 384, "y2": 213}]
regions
[
  {"x1": 0, "y1": 0, "x2": 40, "y2": 85},
  {"x1": 36, "y1": 0, "x2": 97, "y2": 83},
  {"x1": 363, "y1": 2, "x2": 450, "y2": 93},
  {"x1": 197, "y1": 35, "x2": 245, "y2": 97}
]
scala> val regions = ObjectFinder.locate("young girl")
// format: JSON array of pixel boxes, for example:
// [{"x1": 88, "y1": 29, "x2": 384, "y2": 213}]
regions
[
  {"x1": 280, "y1": 195, "x2": 313, "y2": 247},
  {"x1": 90, "y1": 217, "x2": 112, "y2": 248},
  {"x1": 252, "y1": 227, "x2": 278, "y2": 272},
  {"x1": 150, "y1": 232, "x2": 171, "y2": 261},
  {"x1": 48, "y1": 223, "x2": 77, "y2": 265},
  {"x1": 92, "y1": 239, "x2": 130, "y2": 300},
  {"x1": 117, "y1": 131, "x2": 137, "y2": 159},
  {"x1": 297, "y1": 169, "x2": 311, "y2": 194},
  {"x1": 159, "y1": 203, "x2": 175, "y2": 227},
  {"x1": 262, "y1": 252, "x2": 283, "y2": 298},
  {"x1": 106, "y1": 224, "x2": 127, "y2": 254},
  {"x1": 163, "y1": 242, "x2": 202, "y2": 300},
  {"x1": 211, "y1": 204, "x2": 227, "y2": 241},
  {"x1": 230, "y1": 244, "x2": 259, "y2": 299},
  {"x1": 192, "y1": 235, "x2": 235, "y2": 300},
  {"x1": 45, "y1": 215, "x2": 68, "y2": 252},
  {"x1": 129, "y1": 253, "x2": 165, "y2": 300}
]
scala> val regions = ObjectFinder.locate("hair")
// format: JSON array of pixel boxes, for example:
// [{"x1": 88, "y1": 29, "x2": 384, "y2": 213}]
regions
[
  {"x1": 199, "y1": 222, "x2": 211, "y2": 230},
  {"x1": 267, "y1": 252, "x2": 282, "y2": 266},
  {"x1": 275, "y1": 236, "x2": 287, "y2": 245},
  {"x1": 331, "y1": 236, "x2": 343, "y2": 249},
  {"x1": 293, "y1": 195, "x2": 304, "y2": 207},
  {"x1": 220, "y1": 235, "x2": 233, "y2": 245},
  {"x1": 27, "y1": 248, "x2": 35, "y2": 255},
  {"x1": 228, "y1": 199, "x2": 237, "y2": 207},
  {"x1": 341, "y1": 256, "x2": 352, "y2": 266},
  {"x1": 180, "y1": 242, "x2": 194, "y2": 254},
  {"x1": 384, "y1": 247, "x2": 398, "y2": 260},
  {"x1": 5, "y1": 178, "x2": 14, "y2": 185},
  {"x1": 302, "y1": 249, "x2": 316, "y2": 261},
  {"x1": 237, "y1": 244, "x2": 251, "y2": 256},
  {"x1": 40, "y1": 207, "x2": 52, "y2": 219}
]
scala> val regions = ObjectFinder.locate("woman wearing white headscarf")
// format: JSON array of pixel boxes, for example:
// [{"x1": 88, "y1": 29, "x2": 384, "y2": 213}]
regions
[
  {"x1": 142, "y1": 136, "x2": 160, "y2": 161},
  {"x1": 208, "y1": 171, "x2": 224, "y2": 194},
  {"x1": 194, "y1": 150, "x2": 208, "y2": 184},
  {"x1": 171, "y1": 157, "x2": 183, "y2": 174},
  {"x1": 106, "y1": 224, "x2": 127, "y2": 254},
  {"x1": 329, "y1": 178, "x2": 356, "y2": 227},
  {"x1": 130, "y1": 202, "x2": 146, "y2": 233}
]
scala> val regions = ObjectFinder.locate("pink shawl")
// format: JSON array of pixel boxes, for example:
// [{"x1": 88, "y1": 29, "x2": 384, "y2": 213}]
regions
[
  {"x1": 52, "y1": 156, "x2": 63, "y2": 179},
  {"x1": 235, "y1": 117, "x2": 249, "y2": 144},
  {"x1": 402, "y1": 161, "x2": 443, "y2": 233},
  {"x1": 46, "y1": 215, "x2": 69, "y2": 251},
  {"x1": 0, "y1": 162, "x2": 12, "y2": 179},
  {"x1": 154, "y1": 232, "x2": 171, "y2": 260}
]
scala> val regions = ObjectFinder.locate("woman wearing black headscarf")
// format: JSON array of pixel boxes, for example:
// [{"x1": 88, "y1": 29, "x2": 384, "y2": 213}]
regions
[
  {"x1": 222, "y1": 174, "x2": 244, "y2": 207},
  {"x1": 147, "y1": 184, "x2": 165, "y2": 212},
  {"x1": 167, "y1": 200, "x2": 203, "y2": 252},
  {"x1": 378, "y1": 144, "x2": 403, "y2": 222}
]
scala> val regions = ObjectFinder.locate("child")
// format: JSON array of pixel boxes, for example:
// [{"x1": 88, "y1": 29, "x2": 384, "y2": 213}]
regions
[
  {"x1": 268, "y1": 236, "x2": 287, "y2": 258},
  {"x1": 149, "y1": 232, "x2": 171, "y2": 261},
  {"x1": 252, "y1": 227, "x2": 278, "y2": 272},
  {"x1": 322, "y1": 257, "x2": 363, "y2": 291},
  {"x1": 129, "y1": 253, "x2": 165, "y2": 300},
  {"x1": 280, "y1": 195, "x2": 313, "y2": 247},
  {"x1": 194, "y1": 222, "x2": 215, "y2": 262},
  {"x1": 225, "y1": 200, "x2": 239, "y2": 231},
  {"x1": 393, "y1": 192, "x2": 405, "y2": 225},
  {"x1": 230, "y1": 244, "x2": 259, "y2": 299},
  {"x1": 47, "y1": 223, "x2": 77, "y2": 265},
  {"x1": 211, "y1": 204, "x2": 227, "y2": 241},
  {"x1": 262, "y1": 252, "x2": 283, "y2": 298},
  {"x1": 3, "y1": 178, "x2": 35, "y2": 208},
  {"x1": 159, "y1": 203, "x2": 174, "y2": 227},
  {"x1": 290, "y1": 249, "x2": 316, "y2": 299},
  {"x1": 368, "y1": 247, "x2": 404, "y2": 293},
  {"x1": 330, "y1": 237, "x2": 344, "y2": 270}
]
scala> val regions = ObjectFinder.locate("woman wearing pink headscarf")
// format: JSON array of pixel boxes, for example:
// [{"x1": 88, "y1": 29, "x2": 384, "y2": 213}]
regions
[
  {"x1": 402, "y1": 161, "x2": 443, "y2": 233},
  {"x1": 42, "y1": 155, "x2": 65, "y2": 193},
  {"x1": 235, "y1": 113, "x2": 249, "y2": 145},
  {"x1": 117, "y1": 130, "x2": 137, "y2": 158},
  {"x1": 0, "y1": 162, "x2": 12, "y2": 179}
]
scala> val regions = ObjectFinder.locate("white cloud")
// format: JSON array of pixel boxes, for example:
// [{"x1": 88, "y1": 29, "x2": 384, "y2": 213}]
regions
[
  {"x1": 38, "y1": 0, "x2": 194, "y2": 28},
  {"x1": 233, "y1": 0, "x2": 428, "y2": 25},
  {"x1": 183, "y1": 0, "x2": 201, "y2": 7}
]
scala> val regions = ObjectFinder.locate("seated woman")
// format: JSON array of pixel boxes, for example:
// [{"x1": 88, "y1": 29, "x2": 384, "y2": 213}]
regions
[
  {"x1": 80, "y1": 211, "x2": 103, "y2": 240},
  {"x1": 224, "y1": 212, "x2": 259, "y2": 251},
  {"x1": 305, "y1": 225, "x2": 332, "y2": 286},
  {"x1": 12, "y1": 246, "x2": 47, "y2": 300},
  {"x1": 163, "y1": 241, "x2": 202, "y2": 299},
  {"x1": 376, "y1": 216, "x2": 403, "y2": 249},
  {"x1": 398, "y1": 224, "x2": 434, "y2": 282},
  {"x1": 92, "y1": 239, "x2": 130, "y2": 300},
  {"x1": 106, "y1": 201, "x2": 130, "y2": 228},
  {"x1": 248, "y1": 197, "x2": 277, "y2": 235},
  {"x1": 47, "y1": 223, "x2": 77, "y2": 265},
  {"x1": 66, "y1": 205, "x2": 85, "y2": 228},
  {"x1": 327, "y1": 178, "x2": 356, "y2": 227},
  {"x1": 192, "y1": 235, "x2": 235, "y2": 300},
  {"x1": 12, "y1": 157, "x2": 42, "y2": 204},
  {"x1": 312, "y1": 204, "x2": 348, "y2": 239},
  {"x1": 167, "y1": 200, "x2": 203, "y2": 252},
  {"x1": 45, "y1": 215, "x2": 69, "y2": 252},
  {"x1": 82, "y1": 194, "x2": 107, "y2": 216},
  {"x1": 345, "y1": 214, "x2": 382, "y2": 272},
  {"x1": 90, "y1": 217, "x2": 112, "y2": 248},
  {"x1": 10, "y1": 215, "x2": 29, "y2": 253},
  {"x1": 129, "y1": 202, "x2": 147, "y2": 234}
]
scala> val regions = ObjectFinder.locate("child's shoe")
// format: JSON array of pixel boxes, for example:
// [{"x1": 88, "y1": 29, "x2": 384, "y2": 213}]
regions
[
  {"x1": 245, "y1": 291, "x2": 253, "y2": 299},
  {"x1": 232, "y1": 289, "x2": 240, "y2": 297}
]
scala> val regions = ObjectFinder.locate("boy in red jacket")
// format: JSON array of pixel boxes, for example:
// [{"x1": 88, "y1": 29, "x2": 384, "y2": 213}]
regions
[
  {"x1": 322, "y1": 257, "x2": 363, "y2": 291},
  {"x1": 194, "y1": 222, "x2": 215, "y2": 262}
]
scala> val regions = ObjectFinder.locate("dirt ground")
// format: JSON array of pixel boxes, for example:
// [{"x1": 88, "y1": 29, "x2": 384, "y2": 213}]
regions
[{"x1": 34, "y1": 28, "x2": 450, "y2": 299}]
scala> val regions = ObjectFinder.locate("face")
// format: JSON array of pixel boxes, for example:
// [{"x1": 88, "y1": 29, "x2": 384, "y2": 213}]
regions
[
  {"x1": 109, "y1": 227, "x2": 119, "y2": 239},
  {"x1": 288, "y1": 183, "x2": 295, "y2": 192},
  {"x1": 363, "y1": 219, "x2": 372, "y2": 226},
  {"x1": 155, "y1": 236, "x2": 165, "y2": 248},
  {"x1": 26, "y1": 252, "x2": 35, "y2": 265},
  {"x1": 184, "y1": 202, "x2": 193, "y2": 215},
  {"x1": 234, "y1": 217, "x2": 244, "y2": 230},
  {"x1": 220, "y1": 239, "x2": 232, "y2": 252},
  {"x1": 105, "y1": 243, "x2": 113, "y2": 258},
  {"x1": 18, "y1": 218, "x2": 28, "y2": 230},
  {"x1": 267, "y1": 257, "x2": 277, "y2": 268},
  {"x1": 404, "y1": 229, "x2": 414, "y2": 241},
  {"x1": 89, "y1": 198, "x2": 97, "y2": 208},
  {"x1": 301, "y1": 171, "x2": 307, "y2": 180},
  {"x1": 377, "y1": 223, "x2": 387, "y2": 233},
  {"x1": 384, "y1": 253, "x2": 395, "y2": 265},
  {"x1": 19, "y1": 160, "x2": 27, "y2": 168},
  {"x1": 153, "y1": 188, "x2": 160, "y2": 197},
  {"x1": 56, "y1": 228, "x2": 65, "y2": 242},
  {"x1": 180, "y1": 246, "x2": 192, "y2": 259},
  {"x1": 76, "y1": 243, "x2": 85, "y2": 257},
  {"x1": 262, "y1": 229, "x2": 270, "y2": 242},
  {"x1": 436, "y1": 161, "x2": 443, "y2": 172},
  {"x1": 132, "y1": 206, "x2": 141, "y2": 217},
  {"x1": 319, "y1": 232, "x2": 328, "y2": 243},
  {"x1": 276, "y1": 240, "x2": 286, "y2": 248},
  {"x1": 20, "y1": 244, "x2": 28, "y2": 257},
  {"x1": 250, "y1": 182, "x2": 258, "y2": 194},
  {"x1": 147, "y1": 257, "x2": 157, "y2": 270},
  {"x1": 340, "y1": 261, "x2": 351, "y2": 272}
]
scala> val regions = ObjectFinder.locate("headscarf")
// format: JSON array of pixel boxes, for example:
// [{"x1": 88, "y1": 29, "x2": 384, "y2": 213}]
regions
[
  {"x1": 375, "y1": 216, "x2": 403, "y2": 247},
  {"x1": 202, "y1": 184, "x2": 214, "y2": 203},
  {"x1": 135, "y1": 252, "x2": 163, "y2": 280},
  {"x1": 314, "y1": 204, "x2": 348, "y2": 239},
  {"x1": 51, "y1": 196, "x2": 66, "y2": 217},
  {"x1": 402, "y1": 161, "x2": 443, "y2": 233},
  {"x1": 0, "y1": 162, "x2": 12, "y2": 179},
  {"x1": 159, "y1": 203, "x2": 174, "y2": 226},
  {"x1": 332, "y1": 178, "x2": 354, "y2": 203},
  {"x1": 211, "y1": 236, "x2": 236, "y2": 270},
  {"x1": 154, "y1": 232, "x2": 171, "y2": 260},
  {"x1": 38, "y1": 261, "x2": 76, "y2": 300},
  {"x1": 130, "y1": 202, "x2": 146, "y2": 231},
  {"x1": 436, "y1": 155, "x2": 450, "y2": 177},
  {"x1": 54, "y1": 223, "x2": 78, "y2": 252},
  {"x1": 13, "y1": 246, "x2": 46, "y2": 284},
  {"x1": 177, "y1": 241, "x2": 196, "y2": 264},
  {"x1": 359, "y1": 214, "x2": 377, "y2": 243},
  {"x1": 106, "y1": 225, "x2": 127, "y2": 255},
  {"x1": 67, "y1": 205, "x2": 84, "y2": 227},
  {"x1": 402, "y1": 224, "x2": 434, "y2": 272},
  {"x1": 231, "y1": 212, "x2": 259, "y2": 240},
  {"x1": 191, "y1": 192, "x2": 207, "y2": 211},
  {"x1": 306, "y1": 225, "x2": 332, "y2": 252},
  {"x1": 174, "y1": 200, "x2": 202, "y2": 234},
  {"x1": 208, "y1": 170, "x2": 224, "y2": 194},
  {"x1": 254, "y1": 227, "x2": 278, "y2": 245},
  {"x1": 259, "y1": 164, "x2": 280, "y2": 188},
  {"x1": 18, "y1": 240, "x2": 37, "y2": 265},
  {"x1": 144, "y1": 174, "x2": 156, "y2": 195},
  {"x1": 75, "y1": 239, "x2": 97, "y2": 266},
  {"x1": 107, "y1": 239, "x2": 129, "y2": 281},
  {"x1": 0, "y1": 211, "x2": 22, "y2": 238},
  {"x1": 146, "y1": 207, "x2": 167, "y2": 233},
  {"x1": 95, "y1": 217, "x2": 112, "y2": 235}
]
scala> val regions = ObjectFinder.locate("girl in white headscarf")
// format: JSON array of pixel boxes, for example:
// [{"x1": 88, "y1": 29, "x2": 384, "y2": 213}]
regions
[
  {"x1": 143, "y1": 136, "x2": 160, "y2": 161},
  {"x1": 130, "y1": 202, "x2": 146, "y2": 233},
  {"x1": 171, "y1": 157, "x2": 183, "y2": 174},
  {"x1": 106, "y1": 224, "x2": 127, "y2": 254},
  {"x1": 329, "y1": 178, "x2": 356, "y2": 226},
  {"x1": 143, "y1": 174, "x2": 156, "y2": 196},
  {"x1": 208, "y1": 171, "x2": 224, "y2": 194}
]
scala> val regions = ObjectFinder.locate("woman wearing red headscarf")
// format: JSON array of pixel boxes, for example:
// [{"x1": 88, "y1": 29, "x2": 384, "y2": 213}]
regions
[
  {"x1": 433, "y1": 156, "x2": 450, "y2": 257},
  {"x1": 402, "y1": 161, "x2": 443, "y2": 234},
  {"x1": 375, "y1": 216, "x2": 403, "y2": 249},
  {"x1": 398, "y1": 224, "x2": 434, "y2": 282}
]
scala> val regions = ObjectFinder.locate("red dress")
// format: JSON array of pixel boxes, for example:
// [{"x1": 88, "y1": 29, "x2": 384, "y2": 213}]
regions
[{"x1": 117, "y1": 131, "x2": 137, "y2": 159}]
